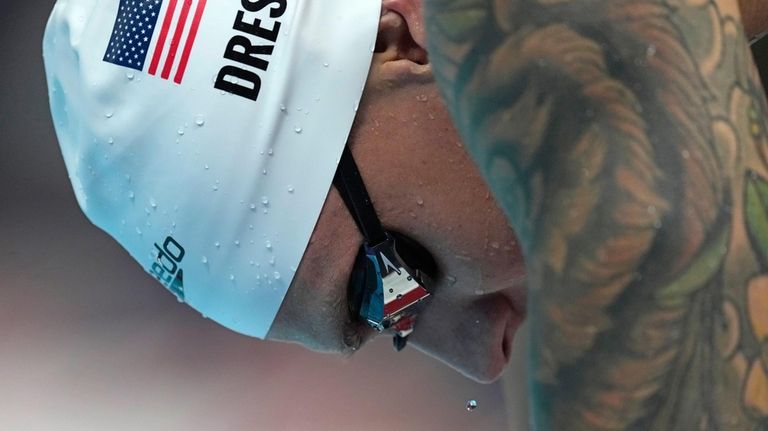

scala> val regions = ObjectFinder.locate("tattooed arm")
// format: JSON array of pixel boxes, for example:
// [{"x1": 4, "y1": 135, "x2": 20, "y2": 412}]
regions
[{"x1": 423, "y1": 0, "x2": 768, "y2": 429}]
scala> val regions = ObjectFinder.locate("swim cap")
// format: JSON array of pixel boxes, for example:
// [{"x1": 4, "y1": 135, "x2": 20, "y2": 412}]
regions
[{"x1": 43, "y1": 0, "x2": 381, "y2": 338}]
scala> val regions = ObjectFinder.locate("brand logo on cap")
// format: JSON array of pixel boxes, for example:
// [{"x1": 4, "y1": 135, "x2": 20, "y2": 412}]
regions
[
  {"x1": 149, "y1": 236, "x2": 186, "y2": 300},
  {"x1": 103, "y1": 0, "x2": 208, "y2": 84}
]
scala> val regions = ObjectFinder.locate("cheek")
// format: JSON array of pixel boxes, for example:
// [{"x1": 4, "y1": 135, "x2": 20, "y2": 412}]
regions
[{"x1": 266, "y1": 191, "x2": 362, "y2": 353}]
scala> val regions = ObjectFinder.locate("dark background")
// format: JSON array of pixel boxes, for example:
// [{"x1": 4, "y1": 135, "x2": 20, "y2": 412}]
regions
[{"x1": 0, "y1": 2, "x2": 525, "y2": 430}]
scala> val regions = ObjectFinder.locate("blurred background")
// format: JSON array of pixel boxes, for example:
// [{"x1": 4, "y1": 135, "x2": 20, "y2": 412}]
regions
[{"x1": 0, "y1": 1, "x2": 528, "y2": 430}]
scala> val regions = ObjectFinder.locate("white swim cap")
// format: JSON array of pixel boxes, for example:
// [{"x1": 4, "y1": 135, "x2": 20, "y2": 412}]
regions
[{"x1": 43, "y1": 0, "x2": 381, "y2": 338}]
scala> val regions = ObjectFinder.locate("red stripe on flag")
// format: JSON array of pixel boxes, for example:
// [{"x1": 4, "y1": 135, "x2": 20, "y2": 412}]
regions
[
  {"x1": 161, "y1": 0, "x2": 194, "y2": 80},
  {"x1": 148, "y1": 0, "x2": 179, "y2": 76},
  {"x1": 383, "y1": 287, "x2": 429, "y2": 316},
  {"x1": 173, "y1": 0, "x2": 207, "y2": 84}
]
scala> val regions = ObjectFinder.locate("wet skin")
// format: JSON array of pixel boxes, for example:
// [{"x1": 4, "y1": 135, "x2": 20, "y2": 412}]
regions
[{"x1": 266, "y1": 0, "x2": 527, "y2": 383}]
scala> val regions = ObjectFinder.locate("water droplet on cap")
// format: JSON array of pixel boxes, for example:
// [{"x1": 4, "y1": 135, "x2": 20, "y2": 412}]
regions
[
  {"x1": 294, "y1": 127, "x2": 303, "y2": 134},
  {"x1": 280, "y1": 105, "x2": 287, "y2": 112},
  {"x1": 204, "y1": 164, "x2": 210, "y2": 170},
  {"x1": 261, "y1": 197, "x2": 269, "y2": 206},
  {"x1": 149, "y1": 197, "x2": 157, "y2": 209},
  {"x1": 287, "y1": 186, "x2": 295, "y2": 193},
  {"x1": 229, "y1": 274, "x2": 236, "y2": 281},
  {"x1": 265, "y1": 240, "x2": 272, "y2": 250},
  {"x1": 128, "y1": 191, "x2": 135, "y2": 200},
  {"x1": 105, "y1": 111, "x2": 114, "y2": 118},
  {"x1": 201, "y1": 256, "x2": 208, "y2": 264},
  {"x1": 274, "y1": 272, "x2": 281, "y2": 280},
  {"x1": 234, "y1": 240, "x2": 241, "y2": 247},
  {"x1": 214, "y1": 241, "x2": 221, "y2": 248},
  {"x1": 108, "y1": 137, "x2": 115, "y2": 145},
  {"x1": 126, "y1": 72, "x2": 135, "y2": 80},
  {"x1": 177, "y1": 127, "x2": 185, "y2": 136},
  {"x1": 323, "y1": 62, "x2": 329, "y2": 68}
]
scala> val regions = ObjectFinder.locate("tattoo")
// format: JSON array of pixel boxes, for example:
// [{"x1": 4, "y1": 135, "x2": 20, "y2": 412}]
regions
[{"x1": 423, "y1": 0, "x2": 768, "y2": 429}]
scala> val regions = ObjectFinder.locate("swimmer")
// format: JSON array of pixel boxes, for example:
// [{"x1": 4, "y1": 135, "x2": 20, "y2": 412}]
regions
[{"x1": 44, "y1": 0, "x2": 768, "y2": 428}]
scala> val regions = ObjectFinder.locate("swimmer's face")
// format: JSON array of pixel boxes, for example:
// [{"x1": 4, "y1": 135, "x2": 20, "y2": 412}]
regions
[{"x1": 266, "y1": 0, "x2": 527, "y2": 382}]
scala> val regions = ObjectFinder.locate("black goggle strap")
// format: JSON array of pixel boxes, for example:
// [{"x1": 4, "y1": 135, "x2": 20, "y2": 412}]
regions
[{"x1": 333, "y1": 146, "x2": 388, "y2": 247}]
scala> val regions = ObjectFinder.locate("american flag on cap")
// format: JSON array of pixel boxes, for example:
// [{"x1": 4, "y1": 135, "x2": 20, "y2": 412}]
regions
[{"x1": 103, "y1": 0, "x2": 208, "y2": 84}]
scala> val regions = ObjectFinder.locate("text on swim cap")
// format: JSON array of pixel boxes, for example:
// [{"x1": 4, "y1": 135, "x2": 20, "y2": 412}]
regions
[{"x1": 214, "y1": 0, "x2": 287, "y2": 101}]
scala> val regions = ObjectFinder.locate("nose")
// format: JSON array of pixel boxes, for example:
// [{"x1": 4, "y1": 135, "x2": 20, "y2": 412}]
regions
[{"x1": 407, "y1": 292, "x2": 522, "y2": 383}]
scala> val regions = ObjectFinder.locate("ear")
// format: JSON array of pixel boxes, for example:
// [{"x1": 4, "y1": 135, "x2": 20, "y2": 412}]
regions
[{"x1": 375, "y1": 0, "x2": 429, "y2": 65}]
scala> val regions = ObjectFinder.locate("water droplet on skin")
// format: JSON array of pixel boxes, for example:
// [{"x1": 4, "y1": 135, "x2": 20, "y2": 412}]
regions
[
  {"x1": 681, "y1": 150, "x2": 690, "y2": 159},
  {"x1": 647, "y1": 205, "x2": 657, "y2": 215},
  {"x1": 466, "y1": 400, "x2": 478, "y2": 411},
  {"x1": 646, "y1": 44, "x2": 657, "y2": 57},
  {"x1": 490, "y1": 242, "x2": 500, "y2": 250},
  {"x1": 446, "y1": 275, "x2": 457, "y2": 285},
  {"x1": 416, "y1": 94, "x2": 428, "y2": 102},
  {"x1": 201, "y1": 256, "x2": 208, "y2": 264},
  {"x1": 194, "y1": 115, "x2": 205, "y2": 127},
  {"x1": 416, "y1": 198, "x2": 424, "y2": 206},
  {"x1": 294, "y1": 127, "x2": 303, "y2": 134}
]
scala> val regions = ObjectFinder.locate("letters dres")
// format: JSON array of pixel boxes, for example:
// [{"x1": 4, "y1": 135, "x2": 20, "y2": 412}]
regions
[{"x1": 214, "y1": 0, "x2": 286, "y2": 102}]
